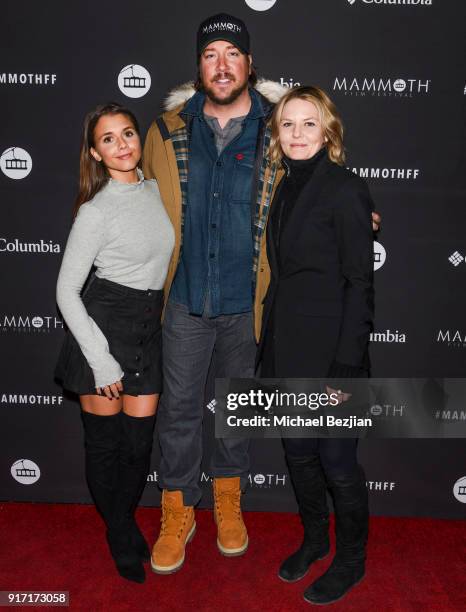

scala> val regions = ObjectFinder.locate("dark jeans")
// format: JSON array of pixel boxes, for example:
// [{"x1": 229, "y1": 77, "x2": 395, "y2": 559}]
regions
[
  {"x1": 283, "y1": 437, "x2": 359, "y2": 478},
  {"x1": 157, "y1": 301, "x2": 255, "y2": 506}
]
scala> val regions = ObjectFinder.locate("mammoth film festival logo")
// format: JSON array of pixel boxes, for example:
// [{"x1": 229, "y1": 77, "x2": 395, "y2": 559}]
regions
[
  {"x1": 11, "y1": 459, "x2": 41, "y2": 485},
  {"x1": 118, "y1": 64, "x2": 151, "y2": 98},
  {"x1": 374, "y1": 241, "x2": 386, "y2": 271},
  {"x1": 334, "y1": 76, "x2": 430, "y2": 98},
  {"x1": 1, "y1": 147, "x2": 32, "y2": 179},
  {"x1": 245, "y1": 0, "x2": 278, "y2": 11},
  {"x1": 1, "y1": 314, "x2": 63, "y2": 333}
]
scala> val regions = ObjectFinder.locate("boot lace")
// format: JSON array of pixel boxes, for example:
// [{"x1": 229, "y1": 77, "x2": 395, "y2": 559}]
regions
[
  {"x1": 160, "y1": 505, "x2": 189, "y2": 539},
  {"x1": 216, "y1": 490, "x2": 241, "y2": 522}
]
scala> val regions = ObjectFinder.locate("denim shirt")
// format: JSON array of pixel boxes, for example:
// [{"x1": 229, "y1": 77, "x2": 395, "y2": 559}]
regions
[{"x1": 169, "y1": 88, "x2": 265, "y2": 317}]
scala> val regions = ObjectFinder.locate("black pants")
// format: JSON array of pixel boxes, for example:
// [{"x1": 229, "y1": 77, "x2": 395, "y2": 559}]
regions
[{"x1": 283, "y1": 437, "x2": 358, "y2": 477}]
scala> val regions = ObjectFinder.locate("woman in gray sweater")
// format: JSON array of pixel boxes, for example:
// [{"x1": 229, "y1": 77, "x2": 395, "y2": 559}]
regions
[{"x1": 55, "y1": 103, "x2": 174, "y2": 583}]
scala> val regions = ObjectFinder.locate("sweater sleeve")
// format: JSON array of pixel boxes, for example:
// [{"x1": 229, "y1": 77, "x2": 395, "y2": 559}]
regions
[{"x1": 56, "y1": 205, "x2": 124, "y2": 388}]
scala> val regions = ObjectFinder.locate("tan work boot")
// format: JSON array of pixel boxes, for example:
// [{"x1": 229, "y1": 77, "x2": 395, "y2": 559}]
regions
[
  {"x1": 213, "y1": 477, "x2": 248, "y2": 556},
  {"x1": 151, "y1": 490, "x2": 195, "y2": 574}
]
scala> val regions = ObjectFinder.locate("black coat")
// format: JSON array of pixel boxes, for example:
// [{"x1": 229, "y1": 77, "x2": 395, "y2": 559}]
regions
[{"x1": 257, "y1": 153, "x2": 375, "y2": 378}]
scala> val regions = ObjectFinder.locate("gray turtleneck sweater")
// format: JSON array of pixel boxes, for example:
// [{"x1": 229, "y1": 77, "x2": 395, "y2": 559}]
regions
[{"x1": 56, "y1": 171, "x2": 174, "y2": 388}]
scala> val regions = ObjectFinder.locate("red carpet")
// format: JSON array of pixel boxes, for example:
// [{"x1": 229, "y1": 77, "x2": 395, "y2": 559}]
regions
[{"x1": 0, "y1": 503, "x2": 464, "y2": 611}]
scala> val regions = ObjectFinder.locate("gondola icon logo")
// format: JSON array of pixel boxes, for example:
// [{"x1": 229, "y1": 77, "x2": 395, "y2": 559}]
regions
[
  {"x1": 11, "y1": 459, "x2": 41, "y2": 485},
  {"x1": 245, "y1": 0, "x2": 277, "y2": 11},
  {"x1": 373, "y1": 241, "x2": 386, "y2": 271},
  {"x1": 453, "y1": 476, "x2": 466, "y2": 503},
  {"x1": 118, "y1": 64, "x2": 151, "y2": 98},
  {"x1": 1, "y1": 147, "x2": 32, "y2": 179}
]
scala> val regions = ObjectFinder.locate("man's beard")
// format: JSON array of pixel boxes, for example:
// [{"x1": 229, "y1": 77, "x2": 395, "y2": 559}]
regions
[{"x1": 203, "y1": 73, "x2": 249, "y2": 106}]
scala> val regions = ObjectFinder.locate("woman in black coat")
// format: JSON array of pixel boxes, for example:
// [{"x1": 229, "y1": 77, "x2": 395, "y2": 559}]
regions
[{"x1": 257, "y1": 86, "x2": 375, "y2": 605}]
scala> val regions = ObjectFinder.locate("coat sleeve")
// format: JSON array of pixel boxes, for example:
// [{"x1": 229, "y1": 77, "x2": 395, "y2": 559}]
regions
[
  {"x1": 142, "y1": 120, "x2": 162, "y2": 180},
  {"x1": 332, "y1": 176, "x2": 375, "y2": 370}
]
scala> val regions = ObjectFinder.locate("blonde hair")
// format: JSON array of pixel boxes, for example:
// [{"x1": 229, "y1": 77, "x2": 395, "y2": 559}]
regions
[{"x1": 268, "y1": 85, "x2": 345, "y2": 167}]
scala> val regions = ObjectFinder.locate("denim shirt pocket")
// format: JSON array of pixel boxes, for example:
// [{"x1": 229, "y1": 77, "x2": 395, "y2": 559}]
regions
[{"x1": 231, "y1": 156, "x2": 254, "y2": 203}]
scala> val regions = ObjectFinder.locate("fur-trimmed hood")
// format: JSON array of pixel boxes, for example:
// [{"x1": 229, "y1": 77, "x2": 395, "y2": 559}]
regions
[{"x1": 164, "y1": 78, "x2": 288, "y2": 111}]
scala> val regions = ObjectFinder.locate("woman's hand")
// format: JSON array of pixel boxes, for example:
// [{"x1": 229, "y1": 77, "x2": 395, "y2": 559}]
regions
[
  {"x1": 326, "y1": 386, "x2": 351, "y2": 405},
  {"x1": 371, "y1": 211, "x2": 381, "y2": 232},
  {"x1": 96, "y1": 380, "x2": 123, "y2": 399}
]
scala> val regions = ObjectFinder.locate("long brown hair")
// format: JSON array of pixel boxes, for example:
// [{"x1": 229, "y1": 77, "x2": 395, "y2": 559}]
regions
[
  {"x1": 268, "y1": 86, "x2": 345, "y2": 168},
  {"x1": 73, "y1": 103, "x2": 140, "y2": 217}
]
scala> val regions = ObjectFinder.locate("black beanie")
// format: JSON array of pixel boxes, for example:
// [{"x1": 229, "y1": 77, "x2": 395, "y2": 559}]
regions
[{"x1": 197, "y1": 13, "x2": 250, "y2": 56}]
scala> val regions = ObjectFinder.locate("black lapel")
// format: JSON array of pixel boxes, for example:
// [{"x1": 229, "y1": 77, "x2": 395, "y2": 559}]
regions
[{"x1": 279, "y1": 154, "x2": 333, "y2": 262}]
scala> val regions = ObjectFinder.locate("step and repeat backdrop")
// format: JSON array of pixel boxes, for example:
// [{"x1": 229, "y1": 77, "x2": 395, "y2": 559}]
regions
[{"x1": 1, "y1": 0, "x2": 465, "y2": 519}]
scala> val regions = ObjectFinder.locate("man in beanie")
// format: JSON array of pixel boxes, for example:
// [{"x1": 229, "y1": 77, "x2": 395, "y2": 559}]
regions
[
  {"x1": 143, "y1": 13, "x2": 285, "y2": 574},
  {"x1": 143, "y1": 12, "x2": 379, "y2": 576}
]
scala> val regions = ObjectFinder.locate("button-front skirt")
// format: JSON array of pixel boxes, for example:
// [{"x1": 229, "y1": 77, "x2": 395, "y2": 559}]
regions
[{"x1": 55, "y1": 277, "x2": 163, "y2": 396}]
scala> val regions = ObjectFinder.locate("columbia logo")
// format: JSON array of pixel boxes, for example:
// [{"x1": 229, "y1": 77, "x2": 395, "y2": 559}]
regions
[
  {"x1": 206, "y1": 399, "x2": 217, "y2": 414},
  {"x1": 449, "y1": 251, "x2": 464, "y2": 267}
]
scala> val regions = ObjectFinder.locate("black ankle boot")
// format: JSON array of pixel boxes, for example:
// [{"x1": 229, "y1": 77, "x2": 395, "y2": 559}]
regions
[
  {"x1": 279, "y1": 454, "x2": 330, "y2": 583},
  {"x1": 117, "y1": 412, "x2": 156, "y2": 565},
  {"x1": 105, "y1": 527, "x2": 145, "y2": 583},
  {"x1": 81, "y1": 412, "x2": 145, "y2": 583},
  {"x1": 304, "y1": 465, "x2": 368, "y2": 605}
]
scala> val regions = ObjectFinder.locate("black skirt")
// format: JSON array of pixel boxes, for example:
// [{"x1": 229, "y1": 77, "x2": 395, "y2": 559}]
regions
[{"x1": 55, "y1": 276, "x2": 164, "y2": 396}]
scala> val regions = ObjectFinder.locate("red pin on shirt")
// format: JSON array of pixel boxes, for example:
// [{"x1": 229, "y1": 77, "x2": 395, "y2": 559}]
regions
[{"x1": 235, "y1": 153, "x2": 244, "y2": 160}]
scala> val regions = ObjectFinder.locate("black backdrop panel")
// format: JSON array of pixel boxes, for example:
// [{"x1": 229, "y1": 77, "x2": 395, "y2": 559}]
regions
[{"x1": 1, "y1": 0, "x2": 466, "y2": 519}]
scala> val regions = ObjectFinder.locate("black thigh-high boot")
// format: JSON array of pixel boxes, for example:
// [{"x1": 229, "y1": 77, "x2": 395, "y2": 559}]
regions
[
  {"x1": 279, "y1": 454, "x2": 330, "y2": 582},
  {"x1": 81, "y1": 411, "x2": 144, "y2": 584},
  {"x1": 304, "y1": 464, "x2": 369, "y2": 605},
  {"x1": 111, "y1": 413, "x2": 156, "y2": 568}
]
